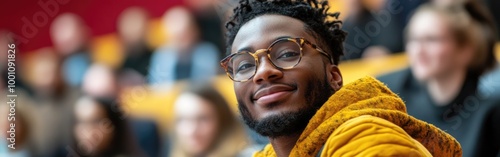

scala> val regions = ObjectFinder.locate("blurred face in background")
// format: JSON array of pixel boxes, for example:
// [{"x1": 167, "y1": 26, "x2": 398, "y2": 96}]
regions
[
  {"x1": 82, "y1": 64, "x2": 118, "y2": 98},
  {"x1": 50, "y1": 13, "x2": 88, "y2": 56},
  {"x1": 174, "y1": 93, "x2": 219, "y2": 156},
  {"x1": 74, "y1": 98, "x2": 114, "y2": 155},
  {"x1": 117, "y1": 7, "x2": 149, "y2": 49},
  {"x1": 406, "y1": 10, "x2": 472, "y2": 82},
  {"x1": 162, "y1": 7, "x2": 200, "y2": 52},
  {"x1": 25, "y1": 49, "x2": 62, "y2": 97},
  {"x1": 184, "y1": 0, "x2": 216, "y2": 12}
]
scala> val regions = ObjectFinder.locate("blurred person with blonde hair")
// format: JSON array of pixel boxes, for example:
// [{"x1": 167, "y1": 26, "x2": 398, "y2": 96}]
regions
[
  {"x1": 50, "y1": 13, "x2": 92, "y2": 87},
  {"x1": 148, "y1": 6, "x2": 219, "y2": 90},
  {"x1": 378, "y1": 1, "x2": 500, "y2": 156},
  {"x1": 171, "y1": 84, "x2": 250, "y2": 157}
]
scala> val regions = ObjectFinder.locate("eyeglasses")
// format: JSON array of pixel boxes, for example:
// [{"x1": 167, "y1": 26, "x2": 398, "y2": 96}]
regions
[{"x1": 220, "y1": 37, "x2": 332, "y2": 82}]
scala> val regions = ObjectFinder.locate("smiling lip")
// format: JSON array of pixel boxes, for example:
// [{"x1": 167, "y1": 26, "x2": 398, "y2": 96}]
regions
[{"x1": 253, "y1": 85, "x2": 295, "y2": 106}]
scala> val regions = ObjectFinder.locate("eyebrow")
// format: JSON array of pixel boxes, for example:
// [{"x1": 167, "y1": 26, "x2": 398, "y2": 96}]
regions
[{"x1": 235, "y1": 35, "x2": 293, "y2": 53}]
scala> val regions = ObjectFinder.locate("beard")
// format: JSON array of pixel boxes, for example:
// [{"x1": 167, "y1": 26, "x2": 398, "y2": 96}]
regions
[{"x1": 238, "y1": 72, "x2": 335, "y2": 138}]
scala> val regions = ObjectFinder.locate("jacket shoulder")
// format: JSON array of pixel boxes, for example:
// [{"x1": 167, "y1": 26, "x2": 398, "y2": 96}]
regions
[{"x1": 320, "y1": 115, "x2": 431, "y2": 157}]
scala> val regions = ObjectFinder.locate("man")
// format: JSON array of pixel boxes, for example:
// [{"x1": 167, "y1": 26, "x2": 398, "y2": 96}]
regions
[{"x1": 220, "y1": 0, "x2": 462, "y2": 156}]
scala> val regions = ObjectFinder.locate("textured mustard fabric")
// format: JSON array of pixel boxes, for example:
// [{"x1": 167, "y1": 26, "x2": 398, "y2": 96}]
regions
[{"x1": 253, "y1": 76, "x2": 461, "y2": 157}]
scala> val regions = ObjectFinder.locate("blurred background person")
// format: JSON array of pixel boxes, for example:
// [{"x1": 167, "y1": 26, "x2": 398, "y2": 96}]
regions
[
  {"x1": 184, "y1": 0, "x2": 225, "y2": 59},
  {"x1": 378, "y1": 1, "x2": 500, "y2": 156},
  {"x1": 148, "y1": 7, "x2": 219, "y2": 90},
  {"x1": 50, "y1": 13, "x2": 92, "y2": 87},
  {"x1": 0, "y1": 104, "x2": 32, "y2": 157},
  {"x1": 82, "y1": 64, "x2": 120, "y2": 98},
  {"x1": 20, "y1": 48, "x2": 79, "y2": 157},
  {"x1": 171, "y1": 84, "x2": 250, "y2": 157},
  {"x1": 0, "y1": 30, "x2": 11, "y2": 88},
  {"x1": 342, "y1": 0, "x2": 404, "y2": 59},
  {"x1": 0, "y1": 30, "x2": 30, "y2": 92},
  {"x1": 81, "y1": 63, "x2": 162, "y2": 157},
  {"x1": 116, "y1": 7, "x2": 153, "y2": 88},
  {"x1": 484, "y1": 0, "x2": 500, "y2": 39},
  {"x1": 0, "y1": 30, "x2": 38, "y2": 157},
  {"x1": 70, "y1": 96, "x2": 145, "y2": 157}
]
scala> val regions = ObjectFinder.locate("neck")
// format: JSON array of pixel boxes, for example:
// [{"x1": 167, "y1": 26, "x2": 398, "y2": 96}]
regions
[
  {"x1": 269, "y1": 132, "x2": 301, "y2": 157},
  {"x1": 425, "y1": 69, "x2": 466, "y2": 106}
]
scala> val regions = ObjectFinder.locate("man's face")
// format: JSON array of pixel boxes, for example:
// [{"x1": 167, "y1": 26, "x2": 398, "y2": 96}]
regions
[{"x1": 231, "y1": 14, "x2": 337, "y2": 137}]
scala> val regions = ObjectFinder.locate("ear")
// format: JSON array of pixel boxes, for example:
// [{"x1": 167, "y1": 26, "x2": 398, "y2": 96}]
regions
[{"x1": 326, "y1": 64, "x2": 343, "y2": 91}]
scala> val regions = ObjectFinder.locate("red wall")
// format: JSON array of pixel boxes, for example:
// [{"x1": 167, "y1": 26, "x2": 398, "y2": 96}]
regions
[{"x1": 0, "y1": 0, "x2": 183, "y2": 53}]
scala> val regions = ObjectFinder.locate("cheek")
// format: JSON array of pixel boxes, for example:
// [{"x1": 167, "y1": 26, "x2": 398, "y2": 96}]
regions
[
  {"x1": 75, "y1": 125, "x2": 101, "y2": 151},
  {"x1": 175, "y1": 120, "x2": 193, "y2": 140},
  {"x1": 99, "y1": 125, "x2": 114, "y2": 143},
  {"x1": 183, "y1": 118, "x2": 219, "y2": 153},
  {"x1": 428, "y1": 43, "x2": 456, "y2": 71},
  {"x1": 234, "y1": 82, "x2": 252, "y2": 100},
  {"x1": 410, "y1": 42, "x2": 456, "y2": 79},
  {"x1": 74, "y1": 124, "x2": 85, "y2": 141},
  {"x1": 234, "y1": 83, "x2": 255, "y2": 111},
  {"x1": 198, "y1": 118, "x2": 219, "y2": 141}
]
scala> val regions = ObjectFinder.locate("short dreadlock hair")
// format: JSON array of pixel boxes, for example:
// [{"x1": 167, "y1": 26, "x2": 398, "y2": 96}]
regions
[{"x1": 225, "y1": 0, "x2": 347, "y2": 65}]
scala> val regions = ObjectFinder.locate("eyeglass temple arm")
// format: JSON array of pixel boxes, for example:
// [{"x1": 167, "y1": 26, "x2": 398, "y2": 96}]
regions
[{"x1": 300, "y1": 39, "x2": 334, "y2": 64}]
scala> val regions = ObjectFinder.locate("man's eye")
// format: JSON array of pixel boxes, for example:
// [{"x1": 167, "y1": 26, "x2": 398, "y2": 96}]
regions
[
  {"x1": 237, "y1": 63, "x2": 255, "y2": 72},
  {"x1": 278, "y1": 51, "x2": 300, "y2": 59}
]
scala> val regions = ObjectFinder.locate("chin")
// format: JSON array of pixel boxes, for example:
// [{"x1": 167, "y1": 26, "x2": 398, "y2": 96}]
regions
[
  {"x1": 258, "y1": 102, "x2": 303, "y2": 119},
  {"x1": 412, "y1": 68, "x2": 431, "y2": 81}
]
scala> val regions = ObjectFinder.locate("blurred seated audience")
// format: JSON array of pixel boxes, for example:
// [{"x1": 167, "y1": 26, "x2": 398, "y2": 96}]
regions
[
  {"x1": 378, "y1": 1, "x2": 500, "y2": 156},
  {"x1": 116, "y1": 7, "x2": 153, "y2": 87},
  {"x1": 171, "y1": 84, "x2": 250, "y2": 157},
  {"x1": 148, "y1": 7, "x2": 219, "y2": 90},
  {"x1": 69, "y1": 96, "x2": 146, "y2": 157},
  {"x1": 50, "y1": 13, "x2": 92, "y2": 87},
  {"x1": 341, "y1": 0, "x2": 404, "y2": 59},
  {"x1": 81, "y1": 63, "x2": 162, "y2": 157}
]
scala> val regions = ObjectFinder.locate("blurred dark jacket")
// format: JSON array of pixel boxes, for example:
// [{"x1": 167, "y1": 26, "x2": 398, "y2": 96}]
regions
[
  {"x1": 378, "y1": 67, "x2": 500, "y2": 157},
  {"x1": 131, "y1": 119, "x2": 162, "y2": 157},
  {"x1": 341, "y1": 3, "x2": 404, "y2": 60}
]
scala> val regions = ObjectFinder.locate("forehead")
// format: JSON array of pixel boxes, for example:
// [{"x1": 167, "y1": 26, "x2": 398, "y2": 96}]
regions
[
  {"x1": 409, "y1": 11, "x2": 448, "y2": 34},
  {"x1": 174, "y1": 93, "x2": 213, "y2": 116},
  {"x1": 75, "y1": 100, "x2": 106, "y2": 119},
  {"x1": 231, "y1": 14, "x2": 313, "y2": 53}
]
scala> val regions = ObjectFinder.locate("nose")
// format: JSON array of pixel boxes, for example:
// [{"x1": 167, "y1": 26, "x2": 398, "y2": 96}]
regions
[{"x1": 252, "y1": 55, "x2": 283, "y2": 84}]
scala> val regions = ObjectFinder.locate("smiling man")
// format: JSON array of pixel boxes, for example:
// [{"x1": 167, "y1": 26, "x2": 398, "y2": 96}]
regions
[{"x1": 221, "y1": 0, "x2": 461, "y2": 157}]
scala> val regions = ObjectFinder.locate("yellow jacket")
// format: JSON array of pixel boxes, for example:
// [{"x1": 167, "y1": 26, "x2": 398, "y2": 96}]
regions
[{"x1": 254, "y1": 76, "x2": 462, "y2": 157}]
